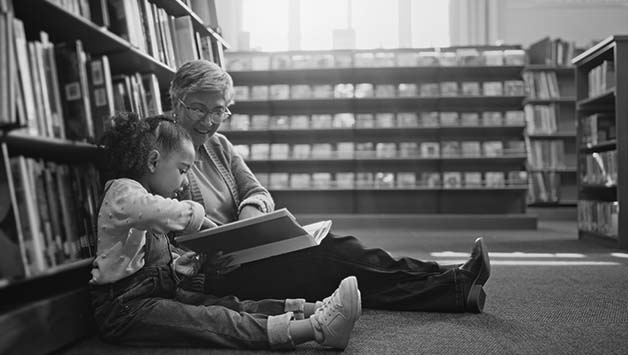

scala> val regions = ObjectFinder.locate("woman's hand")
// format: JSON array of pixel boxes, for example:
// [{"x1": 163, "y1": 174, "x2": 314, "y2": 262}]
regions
[
  {"x1": 204, "y1": 251, "x2": 240, "y2": 277},
  {"x1": 238, "y1": 205, "x2": 264, "y2": 220},
  {"x1": 173, "y1": 251, "x2": 204, "y2": 276},
  {"x1": 202, "y1": 216, "x2": 218, "y2": 229}
]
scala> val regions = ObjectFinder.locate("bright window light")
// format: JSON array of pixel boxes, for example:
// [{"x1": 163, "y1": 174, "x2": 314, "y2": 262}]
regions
[{"x1": 242, "y1": 0, "x2": 450, "y2": 51}]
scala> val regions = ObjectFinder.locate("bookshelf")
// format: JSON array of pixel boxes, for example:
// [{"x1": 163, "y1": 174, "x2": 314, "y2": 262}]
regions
[
  {"x1": 224, "y1": 47, "x2": 531, "y2": 215},
  {"x1": 0, "y1": 0, "x2": 228, "y2": 353},
  {"x1": 572, "y1": 35, "x2": 628, "y2": 249},
  {"x1": 524, "y1": 38, "x2": 582, "y2": 208},
  {"x1": 522, "y1": 65, "x2": 577, "y2": 207}
]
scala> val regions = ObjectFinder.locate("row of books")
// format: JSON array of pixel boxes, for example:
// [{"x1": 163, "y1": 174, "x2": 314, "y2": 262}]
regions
[
  {"x1": 578, "y1": 200, "x2": 619, "y2": 239},
  {"x1": 581, "y1": 113, "x2": 616, "y2": 147},
  {"x1": 255, "y1": 171, "x2": 529, "y2": 190},
  {"x1": 233, "y1": 80, "x2": 526, "y2": 101},
  {"x1": 522, "y1": 71, "x2": 561, "y2": 99},
  {"x1": 236, "y1": 141, "x2": 524, "y2": 161},
  {"x1": 49, "y1": 0, "x2": 218, "y2": 69},
  {"x1": 588, "y1": 60, "x2": 615, "y2": 98},
  {"x1": 0, "y1": 144, "x2": 100, "y2": 282},
  {"x1": 524, "y1": 104, "x2": 565, "y2": 134},
  {"x1": 528, "y1": 171, "x2": 562, "y2": 203},
  {"x1": 223, "y1": 111, "x2": 526, "y2": 131},
  {"x1": 526, "y1": 140, "x2": 567, "y2": 169},
  {"x1": 0, "y1": 6, "x2": 164, "y2": 141},
  {"x1": 225, "y1": 48, "x2": 526, "y2": 71},
  {"x1": 528, "y1": 37, "x2": 581, "y2": 66},
  {"x1": 581, "y1": 150, "x2": 617, "y2": 186}
]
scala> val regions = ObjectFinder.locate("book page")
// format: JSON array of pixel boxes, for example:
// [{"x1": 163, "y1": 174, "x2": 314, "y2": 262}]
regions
[{"x1": 302, "y1": 220, "x2": 332, "y2": 243}]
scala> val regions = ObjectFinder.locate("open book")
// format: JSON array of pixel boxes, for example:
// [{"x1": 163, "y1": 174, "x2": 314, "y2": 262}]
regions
[{"x1": 174, "y1": 208, "x2": 331, "y2": 265}]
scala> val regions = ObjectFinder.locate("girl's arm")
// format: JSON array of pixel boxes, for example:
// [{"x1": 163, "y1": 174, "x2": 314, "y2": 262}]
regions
[{"x1": 107, "y1": 179, "x2": 205, "y2": 235}]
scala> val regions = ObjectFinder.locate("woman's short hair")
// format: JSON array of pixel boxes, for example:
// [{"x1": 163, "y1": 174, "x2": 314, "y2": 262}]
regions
[{"x1": 169, "y1": 60, "x2": 234, "y2": 106}]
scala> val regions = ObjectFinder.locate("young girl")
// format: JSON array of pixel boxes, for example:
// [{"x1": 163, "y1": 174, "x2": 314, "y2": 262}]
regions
[{"x1": 89, "y1": 112, "x2": 361, "y2": 350}]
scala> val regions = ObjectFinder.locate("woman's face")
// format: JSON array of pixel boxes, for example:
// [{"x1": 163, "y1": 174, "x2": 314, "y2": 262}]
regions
[{"x1": 175, "y1": 91, "x2": 230, "y2": 147}]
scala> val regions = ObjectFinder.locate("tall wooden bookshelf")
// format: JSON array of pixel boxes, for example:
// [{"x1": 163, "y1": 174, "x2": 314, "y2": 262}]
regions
[
  {"x1": 224, "y1": 47, "x2": 532, "y2": 218},
  {"x1": 572, "y1": 35, "x2": 628, "y2": 249},
  {"x1": 0, "y1": 1, "x2": 228, "y2": 353},
  {"x1": 523, "y1": 65, "x2": 577, "y2": 207}
]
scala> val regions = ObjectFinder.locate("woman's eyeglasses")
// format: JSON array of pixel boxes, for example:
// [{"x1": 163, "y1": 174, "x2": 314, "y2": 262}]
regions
[{"x1": 177, "y1": 97, "x2": 232, "y2": 124}]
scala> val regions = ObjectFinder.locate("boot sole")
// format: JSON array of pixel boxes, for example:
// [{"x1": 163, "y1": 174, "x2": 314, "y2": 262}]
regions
[{"x1": 466, "y1": 238, "x2": 490, "y2": 313}]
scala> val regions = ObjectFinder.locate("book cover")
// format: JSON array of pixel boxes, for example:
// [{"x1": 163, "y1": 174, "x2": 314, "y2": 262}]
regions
[
  {"x1": 290, "y1": 173, "x2": 311, "y2": 189},
  {"x1": 269, "y1": 115, "x2": 289, "y2": 129},
  {"x1": 175, "y1": 209, "x2": 331, "y2": 266},
  {"x1": 87, "y1": 56, "x2": 115, "y2": 142},
  {"x1": 0, "y1": 143, "x2": 29, "y2": 280},
  {"x1": 354, "y1": 83, "x2": 374, "y2": 98},
  {"x1": 334, "y1": 83, "x2": 354, "y2": 98},
  {"x1": 396, "y1": 172, "x2": 416, "y2": 188},
  {"x1": 443, "y1": 172, "x2": 462, "y2": 188}
]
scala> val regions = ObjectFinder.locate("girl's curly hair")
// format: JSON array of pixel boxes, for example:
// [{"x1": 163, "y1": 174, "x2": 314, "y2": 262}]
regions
[{"x1": 100, "y1": 112, "x2": 192, "y2": 181}]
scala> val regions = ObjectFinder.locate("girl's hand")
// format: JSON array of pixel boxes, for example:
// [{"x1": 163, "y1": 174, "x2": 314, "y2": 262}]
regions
[
  {"x1": 173, "y1": 251, "x2": 203, "y2": 276},
  {"x1": 204, "y1": 251, "x2": 240, "y2": 277}
]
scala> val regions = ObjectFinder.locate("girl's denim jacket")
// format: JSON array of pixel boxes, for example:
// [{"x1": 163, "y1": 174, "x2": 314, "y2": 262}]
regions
[{"x1": 186, "y1": 133, "x2": 275, "y2": 219}]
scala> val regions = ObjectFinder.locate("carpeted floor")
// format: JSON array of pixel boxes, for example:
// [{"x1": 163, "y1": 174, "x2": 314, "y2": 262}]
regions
[{"x1": 59, "y1": 220, "x2": 628, "y2": 355}]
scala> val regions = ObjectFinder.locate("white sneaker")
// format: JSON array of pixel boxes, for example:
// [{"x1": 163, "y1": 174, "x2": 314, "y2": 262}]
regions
[{"x1": 310, "y1": 276, "x2": 361, "y2": 349}]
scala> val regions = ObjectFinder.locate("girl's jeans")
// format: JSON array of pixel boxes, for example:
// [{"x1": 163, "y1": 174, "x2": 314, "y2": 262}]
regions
[{"x1": 89, "y1": 232, "x2": 303, "y2": 350}]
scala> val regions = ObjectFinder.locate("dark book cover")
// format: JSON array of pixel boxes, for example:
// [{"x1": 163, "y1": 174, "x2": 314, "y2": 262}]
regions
[
  {"x1": 175, "y1": 208, "x2": 331, "y2": 265},
  {"x1": 54, "y1": 40, "x2": 92, "y2": 141}
]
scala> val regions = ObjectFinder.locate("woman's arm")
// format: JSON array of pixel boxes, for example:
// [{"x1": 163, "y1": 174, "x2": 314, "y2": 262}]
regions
[{"x1": 222, "y1": 137, "x2": 275, "y2": 216}]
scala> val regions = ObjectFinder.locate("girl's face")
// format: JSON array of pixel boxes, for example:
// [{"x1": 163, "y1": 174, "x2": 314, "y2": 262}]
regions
[
  {"x1": 146, "y1": 140, "x2": 195, "y2": 198},
  {"x1": 175, "y1": 91, "x2": 231, "y2": 148}
]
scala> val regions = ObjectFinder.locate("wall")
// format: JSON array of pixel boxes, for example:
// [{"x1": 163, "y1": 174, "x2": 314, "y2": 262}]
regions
[{"x1": 493, "y1": 0, "x2": 628, "y2": 47}]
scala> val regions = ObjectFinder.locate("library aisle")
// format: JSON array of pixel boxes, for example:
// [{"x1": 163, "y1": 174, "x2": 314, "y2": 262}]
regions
[{"x1": 60, "y1": 219, "x2": 628, "y2": 354}]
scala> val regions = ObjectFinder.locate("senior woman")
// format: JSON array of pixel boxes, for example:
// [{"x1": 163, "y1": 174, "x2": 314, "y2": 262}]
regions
[{"x1": 170, "y1": 59, "x2": 490, "y2": 313}]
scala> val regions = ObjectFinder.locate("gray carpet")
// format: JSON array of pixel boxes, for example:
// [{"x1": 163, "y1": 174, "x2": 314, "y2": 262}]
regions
[{"x1": 59, "y1": 221, "x2": 628, "y2": 354}]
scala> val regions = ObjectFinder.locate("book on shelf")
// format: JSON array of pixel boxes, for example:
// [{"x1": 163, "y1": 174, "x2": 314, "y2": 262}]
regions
[
  {"x1": 440, "y1": 112, "x2": 459, "y2": 126},
  {"x1": 420, "y1": 142, "x2": 440, "y2": 158},
  {"x1": 461, "y1": 82, "x2": 481, "y2": 96},
  {"x1": 269, "y1": 115, "x2": 289, "y2": 129},
  {"x1": 334, "y1": 83, "x2": 354, "y2": 98},
  {"x1": 311, "y1": 85, "x2": 333, "y2": 98},
  {"x1": 311, "y1": 114, "x2": 332, "y2": 129},
  {"x1": 374, "y1": 172, "x2": 395, "y2": 188},
  {"x1": 173, "y1": 16, "x2": 198, "y2": 67},
  {"x1": 482, "y1": 141, "x2": 504, "y2": 157},
  {"x1": 86, "y1": 55, "x2": 115, "y2": 142},
  {"x1": 290, "y1": 173, "x2": 311, "y2": 189},
  {"x1": 233, "y1": 86, "x2": 249, "y2": 101},
  {"x1": 355, "y1": 172, "x2": 373, "y2": 188},
  {"x1": 270, "y1": 84, "x2": 290, "y2": 100},
  {"x1": 312, "y1": 172, "x2": 332, "y2": 188},
  {"x1": 291, "y1": 115, "x2": 309, "y2": 129},
  {"x1": 292, "y1": 144, "x2": 311, "y2": 159},
  {"x1": 250, "y1": 85, "x2": 269, "y2": 100},
  {"x1": 0, "y1": 143, "x2": 28, "y2": 281},
  {"x1": 336, "y1": 172, "x2": 355, "y2": 188},
  {"x1": 443, "y1": 171, "x2": 462, "y2": 188},
  {"x1": 463, "y1": 172, "x2": 482, "y2": 187},
  {"x1": 395, "y1": 172, "x2": 415, "y2": 188},
  {"x1": 485, "y1": 172, "x2": 506, "y2": 188},
  {"x1": 356, "y1": 113, "x2": 375, "y2": 128},
  {"x1": 528, "y1": 37, "x2": 580, "y2": 66},
  {"x1": 375, "y1": 113, "x2": 395, "y2": 128},
  {"x1": 375, "y1": 84, "x2": 395, "y2": 97},
  {"x1": 460, "y1": 112, "x2": 480, "y2": 126},
  {"x1": 292, "y1": 84, "x2": 313, "y2": 99},
  {"x1": 588, "y1": 60, "x2": 615, "y2": 98},
  {"x1": 250, "y1": 114, "x2": 270, "y2": 130},
  {"x1": 250, "y1": 143, "x2": 270, "y2": 160},
  {"x1": 456, "y1": 48, "x2": 483, "y2": 66},
  {"x1": 332, "y1": 113, "x2": 355, "y2": 128},
  {"x1": 355, "y1": 142, "x2": 374, "y2": 158},
  {"x1": 503, "y1": 49, "x2": 526, "y2": 65},
  {"x1": 422, "y1": 172, "x2": 441, "y2": 188},
  {"x1": 441, "y1": 141, "x2": 460, "y2": 157},
  {"x1": 232, "y1": 144, "x2": 249, "y2": 159},
  {"x1": 398, "y1": 83, "x2": 417, "y2": 97},
  {"x1": 55, "y1": 40, "x2": 94, "y2": 141},
  {"x1": 482, "y1": 50, "x2": 504, "y2": 66},
  {"x1": 269, "y1": 143, "x2": 289, "y2": 160},
  {"x1": 419, "y1": 83, "x2": 439, "y2": 97},
  {"x1": 440, "y1": 81, "x2": 458, "y2": 96},
  {"x1": 249, "y1": 55, "x2": 270, "y2": 71},
  {"x1": 230, "y1": 114, "x2": 250, "y2": 130},
  {"x1": 482, "y1": 112, "x2": 502, "y2": 126},
  {"x1": 375, "y1": 143, "x2": 396, "y2": 158},
  {"x1": 336, "y1": 142, "x2": 355, "y2": 159},
  {"x1": 354, "y1": 83, "x2": 374, "y2": 98},
  {"x1": 460, "y1": 141, "x2": 481, "y2": 157},
  {"x1": 174, "y1": 208, "x2": 332, "y2": 266},
  {"x1": 311, "y1": 143, "x2": 333, "y2": 159},
  {"x1": 483, "y1": 81, "x2": 503, "y2": 96},
  {"x1": 420, "y1": 112, "x2": 439, "y2": 127},
  {"x1": 397, "y1": 112, "x2": 419, "y2": 127},
  {"x1": 269, "y1": 172, "x2": 289, "y2": 188},
  {"x1": 399, "y1": 142, "x2": 418, "y2": 157}
]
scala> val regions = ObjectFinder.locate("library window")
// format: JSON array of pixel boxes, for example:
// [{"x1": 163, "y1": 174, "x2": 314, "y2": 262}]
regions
[{"x1": 241, "y1": 0, "x2": 450, "y2": 50}]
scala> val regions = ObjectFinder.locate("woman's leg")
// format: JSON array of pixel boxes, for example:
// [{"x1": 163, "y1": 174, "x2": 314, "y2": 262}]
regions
[{"x1": 206, "y1": 233, "x2": 474, "y2": 312}]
